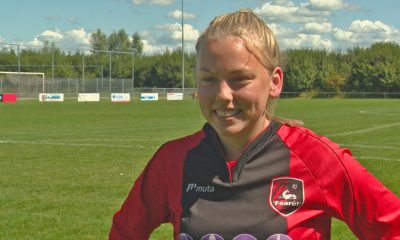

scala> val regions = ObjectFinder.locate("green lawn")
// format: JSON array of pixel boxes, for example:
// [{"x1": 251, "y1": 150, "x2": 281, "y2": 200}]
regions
[{"x1": 0, "y1": 98, "x2": 399, "y2": 239}]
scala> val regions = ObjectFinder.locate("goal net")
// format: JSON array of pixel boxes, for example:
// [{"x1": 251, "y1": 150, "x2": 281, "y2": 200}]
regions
[{"x1": 0, "y1": 71, "x2": 45, "y2": 96}]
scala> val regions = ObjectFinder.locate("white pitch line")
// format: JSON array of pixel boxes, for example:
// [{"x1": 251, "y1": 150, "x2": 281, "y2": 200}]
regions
[
  {"x1": 356, "y1": 156, "x2": 400, "y2": 162},
  {"x1": 63, "y1": 138, "x2": 169, "y2": 142},
  {"x1": 0, "y1": 140, "x2": 156, "y2": 149},
  {"x1": 327, "y1": 122, "x2": 400, "y2": 137},
  {"x1": 360, "y1": 110, "x2": 400, "y2": 116},
  {"x1": 341, "y1": 144, "x2": 400, "y2": 150}
]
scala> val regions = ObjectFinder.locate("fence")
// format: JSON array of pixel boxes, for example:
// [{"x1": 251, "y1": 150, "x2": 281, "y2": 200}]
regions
[
  {"x1": 1, "y1": 43, "x2": 399, "y2": 100},
  {"x1": 0, "y1": 42, "x2": 140, "y2": 98}
]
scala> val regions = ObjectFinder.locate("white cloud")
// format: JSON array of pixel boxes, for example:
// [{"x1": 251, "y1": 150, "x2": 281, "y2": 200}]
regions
[
  {"x1": 142, "y1": 39, "x2": 162, "y2": 54},
  {"x1": 280, "y1": 33, "x2": 333, "y2": 49},
  {"x1": 349, "y1": 20, "x2": 393, "y2": 34},
  {"x1": 268, "y1": 23, "x2": 296, "y2": 39},
  {"x1": 254, "y1": 2, "x2": 330, "y2": 24},
  {"x1": 333, "y1": 20, "x2": 400, "y2": 47},
  {"x1": 154, "y1": 23, "x2": 181, "y2": 31},
  {"x1": 167, "y1": 10, "x2": 196, "y2": 20},
  {"x1": 132, "y1": 0, "x2": 174, "y2": 5},
  {"x1": 171, "y1": 24, "x2": 199, "y2": 42},
  {"x1": 140, "y1": 23, "x2": 199, "y2": 54},
  {"x1": 332, "y1": 28, "x2": 354, "y2": 42},
  {"x1": 308, "y1": 0, "x2": 350, "y2": 10},
  {"x1": 301, "y1": 22, "x2": 332, "y2": 34},
  {"x1": 36, "y1": 30, "x2": 64, "y2": 42},
  {"x1": 29, "y1": 28, "x2": 91, "y2": 50}
]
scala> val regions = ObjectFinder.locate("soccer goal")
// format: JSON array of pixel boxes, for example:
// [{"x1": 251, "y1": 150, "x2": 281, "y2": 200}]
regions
[{"x1": 0, "y1": 71, "x2": 45, "y2": 94}]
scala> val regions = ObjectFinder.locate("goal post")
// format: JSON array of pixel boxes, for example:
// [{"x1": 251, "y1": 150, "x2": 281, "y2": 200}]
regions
[{"x1": 0, "y1": 71, "x2": 45, "y2": 93}]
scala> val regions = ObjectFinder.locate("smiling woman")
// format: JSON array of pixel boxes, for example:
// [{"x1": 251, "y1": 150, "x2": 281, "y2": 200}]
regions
[{"x1": 109, "y1": 9, "x2": 400, "y2": 240}]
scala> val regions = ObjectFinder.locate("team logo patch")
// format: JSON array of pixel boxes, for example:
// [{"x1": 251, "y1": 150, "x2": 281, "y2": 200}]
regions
[{"x1": 269, "y1": 177, "x2": 304, "y2": 216}]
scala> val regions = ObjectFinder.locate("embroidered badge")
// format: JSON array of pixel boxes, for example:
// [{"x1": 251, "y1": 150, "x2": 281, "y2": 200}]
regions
[{"x1": 269, "y1": 177, "x2": 304, "y2": 216}]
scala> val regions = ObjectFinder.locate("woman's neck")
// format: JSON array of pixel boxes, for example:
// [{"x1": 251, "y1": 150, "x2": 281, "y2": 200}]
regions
[{"x1": 218, "y1": 119, "x2": 270, "y2": 160}]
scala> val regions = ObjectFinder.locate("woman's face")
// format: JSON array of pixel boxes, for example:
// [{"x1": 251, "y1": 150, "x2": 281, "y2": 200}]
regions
[{"x1": 196, "y1": 37, "x2": 282, "y2": 142}]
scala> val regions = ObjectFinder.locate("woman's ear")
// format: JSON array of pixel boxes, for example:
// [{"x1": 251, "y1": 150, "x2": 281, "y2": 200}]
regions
[{"x1": 269, "y1": 66, "x2": 283, "y2": 98}]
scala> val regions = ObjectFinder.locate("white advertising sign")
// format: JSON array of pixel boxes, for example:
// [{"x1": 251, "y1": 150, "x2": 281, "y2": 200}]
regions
[
  {"x1": 78, "y1": 93, "x2": 100, "y2": 102},
  {"x1": 111, "y1": 93, "x2": 130, "y2": 102},
  {"x1": 167, "y1": 92, "x2": 183, "y2": 100},
  {"x1": 39, "y1": 93, "x2": 64, "y2": 102},
  {"x1": 140, "y1": 93, "x2": 158, "y2": 101}
]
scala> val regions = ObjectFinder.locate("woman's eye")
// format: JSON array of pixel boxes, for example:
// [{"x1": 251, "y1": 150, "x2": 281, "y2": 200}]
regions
[
  {"x1": 232, "y1": 76, "x2": 252, "y2": 83},
  {"x1": 201, "y1": 77, "x2": 217, "y2": 83}
]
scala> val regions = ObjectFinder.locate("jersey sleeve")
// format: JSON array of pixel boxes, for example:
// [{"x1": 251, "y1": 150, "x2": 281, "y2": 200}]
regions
[
  {"x1": 325, "y1": 143, "x2": 400, "y2": 239},
  {"x1": 339, "y1": 149, "x2": 400, "y2": 239},
  {"x1": 109, "y1": 148, "x2": 170, "y2": 239},
  {"x1": 278, "y1": 125, "x2": 400, "y2": 239}
]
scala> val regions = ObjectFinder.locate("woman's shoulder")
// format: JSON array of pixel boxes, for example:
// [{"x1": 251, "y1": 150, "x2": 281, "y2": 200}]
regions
[
  {"x1": 154, "y1": 128, "x2": 206, "y2": 159},
  {"x1": 276, "y1": 123, "x2": 347, "y2": 160}
]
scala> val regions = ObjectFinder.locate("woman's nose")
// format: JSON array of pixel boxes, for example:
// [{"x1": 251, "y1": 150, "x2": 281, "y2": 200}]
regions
[{"x1": 216, "y1": 80, "x2": 233, "y2": 102}]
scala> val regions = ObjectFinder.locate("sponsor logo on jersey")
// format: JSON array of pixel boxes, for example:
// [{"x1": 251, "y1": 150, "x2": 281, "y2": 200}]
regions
[
  {"x1": 269, "y1": 177, "x2": 304, "y2": 216},
  {"x1": 186, "y1": 183, "x2": 215, "y2": 193},
  {"x1": 180, "y1": 233, "x2": 291, "y2": 240},
  {"x1": 232, "y1": 234, "x2": 257, "y2": 240},
  {"x1": 178, "y1": 233, "x2": 194, "y2": 240},
  {"x1": 266, "y1": 234, "x2": 292, "y2": 240},
  {"x1": 200, "y1": 233, "x2": 224, "y2": 240}
]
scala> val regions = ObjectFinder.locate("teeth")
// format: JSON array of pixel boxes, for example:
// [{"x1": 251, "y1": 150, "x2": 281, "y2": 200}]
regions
[{"x1": 216, "y1": 109, "x2": 240, "y2": 117}]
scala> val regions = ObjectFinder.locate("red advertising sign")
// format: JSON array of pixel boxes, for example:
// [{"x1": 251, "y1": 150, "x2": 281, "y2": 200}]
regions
[{"x1": 2, "y1": 93, "x2": 17, "y2": 103}]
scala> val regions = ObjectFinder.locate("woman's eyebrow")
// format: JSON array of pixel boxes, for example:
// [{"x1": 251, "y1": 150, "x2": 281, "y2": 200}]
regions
[{"x1": 198, "y1": 68, "x2": 217, "y2": 75}]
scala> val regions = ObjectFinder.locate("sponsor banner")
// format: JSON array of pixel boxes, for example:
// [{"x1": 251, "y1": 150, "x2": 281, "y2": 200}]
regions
[
  {"x1": 39, "y1": 93, "x2": 64, "y2": 102},
  {"x1": 140, "y1": 93, "x2": 158, "y2": 101},
  {"x1": 111, "y1": 93, "x2": 130, "y2": 102},
  {"x1": 2, "y1": 93, "x2": 17, "y2": 102},
  {"x1": 78, "y1": 93, "x2": 100, "y2": 102},
  {"x1": 167, "y1": 92, "x2": 183, "y2": 100}
]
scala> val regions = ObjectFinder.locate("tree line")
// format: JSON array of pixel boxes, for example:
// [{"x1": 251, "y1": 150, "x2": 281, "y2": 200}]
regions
[{"x1": 0, "y1": 29, "x2": 399, "y2": 92}]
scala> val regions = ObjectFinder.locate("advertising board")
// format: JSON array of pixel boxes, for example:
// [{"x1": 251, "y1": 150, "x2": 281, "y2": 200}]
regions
[
  {"x1": 111, "y1": 93, "x2": 130, "y2": 102},
  {"x1": 167, "y1": 92, "x2": 183, "y2": 100},
  {"x1": 78, "y1": 93, "x2": 100, "y2": 102},
  {"x1": 2, "y1": 93, "x2": 17, "y2": 102},
  {"x1": 39, "y1": 93, "x2": 64, "y2": 102},
  {"x1": 140, "y1": 93, "x2": 158, "y2": 101}
]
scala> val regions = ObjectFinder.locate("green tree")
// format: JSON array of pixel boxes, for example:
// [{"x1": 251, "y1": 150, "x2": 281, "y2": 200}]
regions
[
  {"x1": 108, "y1": 29, "x2": 131, "y2": 52},
  {"x1": 132, "y1": 32, "x2": 143, "y2": 56},
  {"x1": 90, "y1": 29, "x2": 107, "y2": 52}
]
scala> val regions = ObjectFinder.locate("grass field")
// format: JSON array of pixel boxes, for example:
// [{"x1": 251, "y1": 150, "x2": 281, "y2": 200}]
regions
[{"x1": 0, "y1": 98, "x2": 399, "y2": 239}]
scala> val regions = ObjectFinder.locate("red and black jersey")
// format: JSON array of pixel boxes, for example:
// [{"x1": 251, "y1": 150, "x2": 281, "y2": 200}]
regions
[{"x1": 109, "y1": 122, "x2": 400, "y2": 240}]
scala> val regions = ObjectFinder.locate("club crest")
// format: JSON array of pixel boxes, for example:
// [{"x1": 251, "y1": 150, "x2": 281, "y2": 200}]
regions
[{"x1": 269, "y1": 177, "x2": 304, "y2": 216}]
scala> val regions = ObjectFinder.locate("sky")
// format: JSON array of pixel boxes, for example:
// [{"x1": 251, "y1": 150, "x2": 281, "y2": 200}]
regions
[{"x1": 0, "y1": 0, "x2": 399, "y2": 54}]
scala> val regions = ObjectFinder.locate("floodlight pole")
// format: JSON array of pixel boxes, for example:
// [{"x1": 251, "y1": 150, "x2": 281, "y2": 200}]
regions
[
  {"x1": 132, "y1": 51, "x2": 135, "y2": 96},
  {"x1": 181, "y1": 0, "x2": 185, "y2": 96},
  {"x1": 17, "y1": 44, "x2": 21, "y2": 98},
  {"x1": 109, "y1": 51, "x2": 112, "y2": 92},
  {"x1": 82, "y1": 52, "x2": 85, "y2": 92}
]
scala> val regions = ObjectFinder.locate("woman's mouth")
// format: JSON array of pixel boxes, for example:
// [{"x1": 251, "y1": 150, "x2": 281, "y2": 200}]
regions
[{"x1": 215, "y1": 109, "x2": 241, "y2": 117}]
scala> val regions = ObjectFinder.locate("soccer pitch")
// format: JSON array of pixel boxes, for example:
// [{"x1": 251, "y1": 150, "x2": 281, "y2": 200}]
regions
[{"x1": 0, "y1": 98, "x2": 399, "y2": 239}]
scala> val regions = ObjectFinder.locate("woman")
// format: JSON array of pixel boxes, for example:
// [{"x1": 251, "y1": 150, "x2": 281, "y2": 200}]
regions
[{"x1": 109, "y1": 10, "x2": 400, "y2": 240}]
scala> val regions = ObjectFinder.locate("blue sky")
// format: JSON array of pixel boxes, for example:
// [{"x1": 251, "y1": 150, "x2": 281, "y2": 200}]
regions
[{"x1": 0, "y1": 0, "x2": 399, "y2": 53}]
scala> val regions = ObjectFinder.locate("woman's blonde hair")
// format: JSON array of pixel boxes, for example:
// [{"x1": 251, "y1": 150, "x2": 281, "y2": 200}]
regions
[{"x1": 196, "y1": 9, "x2": 302, "y2": 126}]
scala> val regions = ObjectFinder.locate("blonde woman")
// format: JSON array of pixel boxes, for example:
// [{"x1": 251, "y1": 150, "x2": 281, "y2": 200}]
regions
[{"x1": 109, "y1": 10, "x2": 400, "y2": 240}]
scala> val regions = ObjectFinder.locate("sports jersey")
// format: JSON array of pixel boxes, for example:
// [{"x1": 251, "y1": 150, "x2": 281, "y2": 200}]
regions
[{"x1": 109, "y1": 121, "x2": 400, "y2": 240}]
